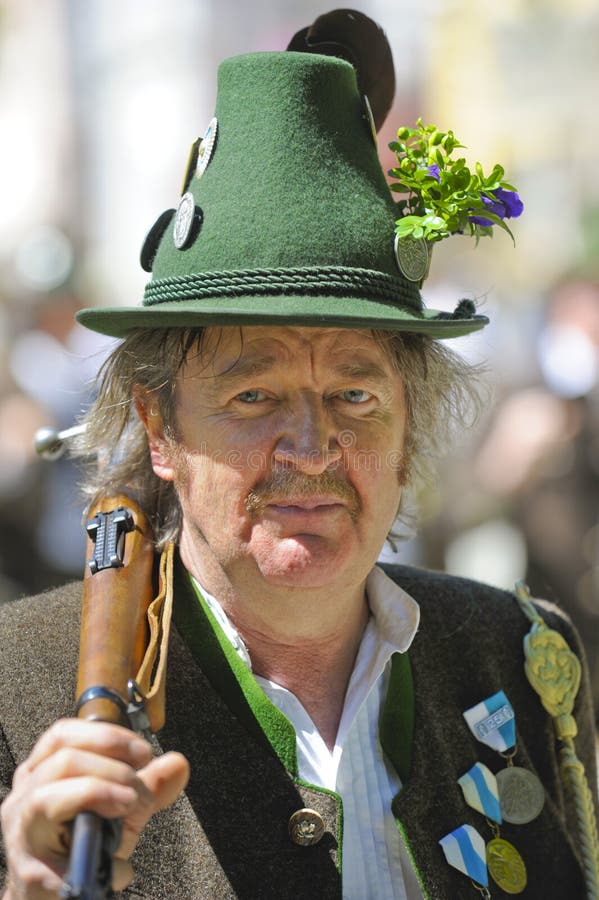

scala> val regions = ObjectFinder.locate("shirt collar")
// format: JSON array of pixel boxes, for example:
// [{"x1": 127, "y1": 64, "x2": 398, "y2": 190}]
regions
[{"x1": 365, "y1": 565, "x2": 420, "y2": 654}]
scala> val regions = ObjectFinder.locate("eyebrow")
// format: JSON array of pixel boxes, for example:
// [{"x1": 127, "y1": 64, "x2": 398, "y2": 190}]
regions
[
  {"x1": 331, "y1": 361, "x2": 391, "y2": 382},
  {"x1": 206, "y1": 354, "x2": 394, "y2": 387},
  {"x1": 209, "y1": 355, "x2": 280, "y2": 388},
  {"x1": 211, "y1": 356, "x2": 391, "y2": 384}
]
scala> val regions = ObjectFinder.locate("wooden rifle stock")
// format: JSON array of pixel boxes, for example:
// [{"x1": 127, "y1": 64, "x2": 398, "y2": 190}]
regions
[
  {"x1": 61, "y1": 494, "x2": 155, "y2": 900},
  {"x1": 75, "y1": 494, "x2": 155, "y2": 724}
]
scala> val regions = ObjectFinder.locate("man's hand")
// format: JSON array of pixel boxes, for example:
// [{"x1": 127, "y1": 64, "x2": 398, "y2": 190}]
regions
[{"x1": 0, "y1": 718, "x2": 190, "y2": 898}]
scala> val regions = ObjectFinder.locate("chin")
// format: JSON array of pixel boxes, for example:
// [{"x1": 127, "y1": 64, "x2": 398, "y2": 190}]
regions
[{"x1": 251, "y1": 536, "x2": 361, "y2": 589}]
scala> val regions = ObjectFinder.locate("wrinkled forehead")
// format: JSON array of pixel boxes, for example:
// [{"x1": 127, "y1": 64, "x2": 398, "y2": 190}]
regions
[{"x1": 182, "y1": 324, "x2": 400, "y2": 379}]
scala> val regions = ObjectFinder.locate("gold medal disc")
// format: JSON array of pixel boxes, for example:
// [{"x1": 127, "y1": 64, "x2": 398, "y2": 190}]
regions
[
  {"x1": 394, "y1": 234, "x2": 429, "y2": 282},
  {"x1": 486, "y1": 837, "x2": 527, "y2": 894}
]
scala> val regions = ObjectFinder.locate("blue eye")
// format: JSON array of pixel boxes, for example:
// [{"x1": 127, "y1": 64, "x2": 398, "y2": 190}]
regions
[
  {"x1": 236, "y1": 390, "x2": 265, "y2": 403},
  {"x1": 339, "y1": 389, "x2": 371, "y2": 403}
]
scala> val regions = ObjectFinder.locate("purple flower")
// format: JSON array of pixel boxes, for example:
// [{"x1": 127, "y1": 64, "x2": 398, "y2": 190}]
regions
[
  {"x1": 495, "y1": 187, "x2": 523, "y2": 218},
  {"x1": 469, "y1": 188, "x2": 523, "y2": 227},
  {"x1": 427, "y1": 164, "x2": 441, "y2": 182}
]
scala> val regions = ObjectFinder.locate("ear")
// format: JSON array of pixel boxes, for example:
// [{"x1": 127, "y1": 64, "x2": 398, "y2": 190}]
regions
[{"x1": 134, "y1": 389, "x2": 175, "y2": 483}]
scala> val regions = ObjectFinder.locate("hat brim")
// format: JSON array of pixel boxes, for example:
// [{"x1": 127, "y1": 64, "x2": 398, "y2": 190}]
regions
[{"x1": 76, "y1": 294, "x2": 488, "y2": 340}]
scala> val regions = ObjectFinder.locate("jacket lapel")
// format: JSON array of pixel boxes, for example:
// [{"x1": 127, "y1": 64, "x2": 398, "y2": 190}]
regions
[{"x1": 127, "y1": 564, "x2": 342, "y2": 899}]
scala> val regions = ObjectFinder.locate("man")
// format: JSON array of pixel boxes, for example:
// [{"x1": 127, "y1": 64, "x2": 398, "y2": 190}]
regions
[{"x1": 1, "y1": 11, "x2": 597, "y2": 900}]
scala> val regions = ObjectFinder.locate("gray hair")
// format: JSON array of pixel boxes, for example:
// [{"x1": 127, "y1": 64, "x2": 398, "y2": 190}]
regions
[{"x1": 74, "y1": 326, "x2": 483, "y2": 547}]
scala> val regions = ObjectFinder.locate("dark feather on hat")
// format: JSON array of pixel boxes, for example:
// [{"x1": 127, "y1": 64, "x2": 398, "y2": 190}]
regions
[{"x1": 286, "y1": 8, "x2": 395, "y2": 132}]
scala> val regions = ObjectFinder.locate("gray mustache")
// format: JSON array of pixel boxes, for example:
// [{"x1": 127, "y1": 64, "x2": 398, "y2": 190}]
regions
[{"x1": 245, "y1": 470, "x2": 361, "y2": 521}]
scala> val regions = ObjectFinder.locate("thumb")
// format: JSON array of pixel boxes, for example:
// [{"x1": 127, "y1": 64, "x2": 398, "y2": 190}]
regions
[
  {"x1": 140, "y1": 751, "x2": 190, "y2": 812},
  {"x1": 118, "y1": 751, "x2": 190, "y2": 858}
]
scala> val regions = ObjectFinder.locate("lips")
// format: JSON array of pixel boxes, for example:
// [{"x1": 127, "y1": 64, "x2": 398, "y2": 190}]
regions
[
  {"x1": 264, "y1": 499, "x2": 348, "y2": 531},
  {"x1": 267, "y1": 497, "x2": 345, "y2": 511}
]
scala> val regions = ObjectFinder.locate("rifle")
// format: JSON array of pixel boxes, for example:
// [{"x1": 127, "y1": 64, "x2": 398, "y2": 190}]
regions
[
  {"x1": 34, "y1": 425, "x2": 175, "y2": 896},
  {"x1": 60, "y1": 494, "x2": 156, "y2": 900}
]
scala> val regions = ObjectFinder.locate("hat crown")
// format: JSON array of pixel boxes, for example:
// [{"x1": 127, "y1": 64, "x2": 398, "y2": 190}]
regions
[
  {"x1": 151, "y1": 51, "x2": 402, "y2": 281},
  {"x1": 77, "y1": 35, "x2": 487, "y2": 339}
]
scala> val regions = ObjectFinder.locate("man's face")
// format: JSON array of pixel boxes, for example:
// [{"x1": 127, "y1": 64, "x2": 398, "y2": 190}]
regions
[{"x1": 150, "y1": 325, "x2": 407, "y2": 592}]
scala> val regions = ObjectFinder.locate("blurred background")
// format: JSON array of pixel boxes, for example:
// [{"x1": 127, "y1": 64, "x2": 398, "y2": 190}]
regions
[{"x1": 0, "y1": 0, "x2": 598, "y2": 719}]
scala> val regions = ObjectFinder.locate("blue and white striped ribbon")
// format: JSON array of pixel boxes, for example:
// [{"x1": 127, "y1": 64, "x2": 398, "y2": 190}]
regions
[
  {"x1": 463, "y1": 690, "x2": 516, "y2": 753},
  {"x1": 439, "y1": 824, "x2": 488, "y2": 887},
  {"x1": 458, "y1": 762, "x2": 502, "y2": 824}
]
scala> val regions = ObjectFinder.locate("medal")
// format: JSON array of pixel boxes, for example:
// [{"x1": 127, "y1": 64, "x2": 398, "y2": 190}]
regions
[
  {"x1": 486, "y1": 837, "x2": 527, "y2": 894},
  {"x1": 458, "y1": 762, "x2": 527, "y2": 895},
  {"x1": 463, "y1": 691, "x2": 545, "y2": 824},
  {"x1": 362, "y1": 94, "x2": 378, "y2": 147},
  {"x1": 497, "y1": 762, "x2": 544, "y2": 825},
  {"x1": 495, "y1": 766, "x2": 546, "y2": 825},
  {"x1": 439, "y1": 824, "x2": 491, "y2": 897},
  {"x1": 180, "y1": 137, "x2": 201, "y2": 195},
  {"x1": 195, "y1": 117, "x2": 218, "y2": 179},
  {"x1": 458, "y1": 762, "x2": 502, "y2": 825},
  {"x1": 173, "y1": 192, "x2": 198, "y2": 250},
  {"x1": 463, "y1": 691, "x2": 515, "y2": 753},
  {"x1": 394, "y1": 234, "x2": 429, "y2": 282}
]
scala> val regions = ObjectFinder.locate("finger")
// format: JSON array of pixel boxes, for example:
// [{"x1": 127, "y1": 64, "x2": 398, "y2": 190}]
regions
[
  {"x1": 138, "y1": 752, "x2": 190, "y2": 816},
  {"x1": 140, "y1": 752, "x2": 190, "y2": 809},
  {"x1": 4, "y1": 858, "x2": 66, "y2": 900},
  {"x1": 24, "y1": 776, "x2": 143, "y2": 856},
  {"x1": 16, "y1": 719, "x2": 151, "y2": 782},
  {"x1": 111, "y1": 856, "x2": 135, "y2": 892},
  {"x1": 118, "y1": 752, "x2": 190, "y2": 857},
  {"x1": 25, "y1": 747, "x2": 149, "y2": 793}
]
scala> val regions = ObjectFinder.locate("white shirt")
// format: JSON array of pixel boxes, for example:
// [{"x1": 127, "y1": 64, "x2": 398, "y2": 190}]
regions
[{"x1": 194, "y1": 567, "x2": 424, "y2": 900}]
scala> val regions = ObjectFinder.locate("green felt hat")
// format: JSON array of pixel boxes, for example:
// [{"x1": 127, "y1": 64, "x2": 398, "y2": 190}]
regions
[{"x1": 77, "y1": 18, "x2": 488, "y2": 339}]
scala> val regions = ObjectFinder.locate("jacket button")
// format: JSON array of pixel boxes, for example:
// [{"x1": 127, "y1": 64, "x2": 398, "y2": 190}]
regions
[{"x1": 288, "y1": 808, "x2": 325, "y2": 846}]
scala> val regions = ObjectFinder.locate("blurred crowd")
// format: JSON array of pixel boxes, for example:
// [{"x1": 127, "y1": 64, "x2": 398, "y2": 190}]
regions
[{"x1": 0, "y1": 284, "x2": 111, "y2": 600}]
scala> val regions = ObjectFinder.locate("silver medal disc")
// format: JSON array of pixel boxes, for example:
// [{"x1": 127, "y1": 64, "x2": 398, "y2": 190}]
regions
[
  {"x1": 496, "y1": 766, "x2": 545, "y2": 825},
  {"x1": 394, "y1": 234, "x2": 429, "y2": 282},
  {"x1": 196, "y1": 117, "x2": 218, "y2": 179},
  {"x1": 173, "y1": 192, "x2": 196, "y2": 250},
  {"x1": 362, "y1": 95, "x2": 377, "y2": 147}
]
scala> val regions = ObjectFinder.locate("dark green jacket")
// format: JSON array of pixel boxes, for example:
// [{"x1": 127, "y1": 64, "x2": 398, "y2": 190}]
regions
[{"x1": 0, "y1": 563, "x2": 597, "y2": 899}]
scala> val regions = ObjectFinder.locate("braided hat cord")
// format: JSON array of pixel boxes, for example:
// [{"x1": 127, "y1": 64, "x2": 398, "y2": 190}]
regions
[{"x1": 144, "y1": 266, "x2": 422, "y2": 309}]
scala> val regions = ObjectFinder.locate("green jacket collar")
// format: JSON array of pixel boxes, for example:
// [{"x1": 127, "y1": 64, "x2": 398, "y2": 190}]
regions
[{"x1": 172, "y1": 557, "x2": 415, "y2": 783}]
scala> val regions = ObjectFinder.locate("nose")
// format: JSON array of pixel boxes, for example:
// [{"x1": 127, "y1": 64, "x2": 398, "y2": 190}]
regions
[{"x1": 273, "y1": 394, "x2": 342, "y2": 475}]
